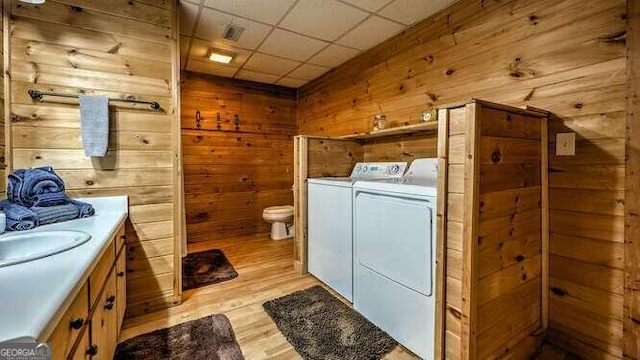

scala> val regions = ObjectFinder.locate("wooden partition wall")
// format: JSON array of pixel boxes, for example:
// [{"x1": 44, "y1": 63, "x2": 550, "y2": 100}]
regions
[
  {"x1": 438, "y1": 100, "x2": 548, "y2": 359},
  {"x1": 5, "y1": 1, "x2": 182, "y2": 318},
  {"x1": 294, "y1": 100, "x2": 548, "y2": 359},
  {"x1": 181, "y1": 73, "x2": 297, "y2": 245}
]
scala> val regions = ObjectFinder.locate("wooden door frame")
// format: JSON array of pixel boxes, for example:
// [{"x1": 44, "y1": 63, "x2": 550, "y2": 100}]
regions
[
  {"x1": 171, "y1": 0, "x2": 184, "y2": 304},
  {"x1": 624, "y1": 0, "x2": 639, "y2": 357}
]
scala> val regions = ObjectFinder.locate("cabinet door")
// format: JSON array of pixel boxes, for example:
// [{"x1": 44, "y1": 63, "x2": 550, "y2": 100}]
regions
[
  {"x1": 115, "y1": 248, "x2": 126, "y2": 332},
  {"x1": 69, "y1": 328, "x2": 90, "y2": 360},
  {"x1": 89, "y1": 243, "x2": 115, "y2": 306},
  {"x1": 89, "y1": 271, "x2": 117, "y2": 360},
  {"x1": 114, "y1": 224, "x2": 126, "y2": 257},
  {"x1": 48, "y1": 283, "x2": 89, "y2": 360}
]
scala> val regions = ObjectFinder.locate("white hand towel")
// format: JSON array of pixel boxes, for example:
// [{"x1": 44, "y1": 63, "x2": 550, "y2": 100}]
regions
[{"x1": 78, "y1": 95, "x2": 109, "y2": 157}]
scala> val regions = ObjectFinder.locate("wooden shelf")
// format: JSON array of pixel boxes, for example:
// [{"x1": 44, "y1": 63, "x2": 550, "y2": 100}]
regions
[{"x1": 339, "y1": 121, "x2": 438, "y2": 140}]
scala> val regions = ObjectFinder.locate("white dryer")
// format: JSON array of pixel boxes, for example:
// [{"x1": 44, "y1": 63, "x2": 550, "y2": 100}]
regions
[
  {"x1": 352, "y1": 158, "x2": 438, "y2": 359},
  {"x1": 307, "y1": 162, "x2": 407, "y2": 302}
]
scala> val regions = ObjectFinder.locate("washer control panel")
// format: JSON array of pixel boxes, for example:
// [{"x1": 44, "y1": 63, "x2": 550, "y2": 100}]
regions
[{"x1": 350, "y1": 162, "x2": 407, "y2": 179}]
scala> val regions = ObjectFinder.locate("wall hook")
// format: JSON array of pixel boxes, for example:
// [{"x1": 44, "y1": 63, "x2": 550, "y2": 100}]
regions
[
  {"x1": 195, "y1": 110, "x2": 203, "y2": 130},
  {"x1": 216, "y1": 113, "x2": 222, "y2": 130},
  {"x1": 234, "y1": 114, "x2": 240, "y2": 131}
]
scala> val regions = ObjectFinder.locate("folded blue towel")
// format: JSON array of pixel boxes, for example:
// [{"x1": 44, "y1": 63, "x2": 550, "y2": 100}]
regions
[
  {"x1": 69, "y1": 200, "x2": 95, "y2": 218},
  {"x1": 32, "y1": 192, "x2": 68, "y2": 207},
  {"x1": 6, "y1": 218, "x2": 36, "y2": 231},
  {"x1": 7, "y1": 166, "x2": 66, "y2": 208},
  {"x1": 0, "y1": 200, "x2": 38, "y2": 231},
  {"x1": 31, "y1": 203, "x2": 80, "y2": 226}
]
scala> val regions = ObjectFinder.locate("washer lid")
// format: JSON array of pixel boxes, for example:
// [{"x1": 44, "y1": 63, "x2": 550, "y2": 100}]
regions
[
  {"x1": 353, "y1": 179, "x2": 437, "y2": 197},
  {"x1": 307, "y1": 177, "x2": 355, "y2": 187}
]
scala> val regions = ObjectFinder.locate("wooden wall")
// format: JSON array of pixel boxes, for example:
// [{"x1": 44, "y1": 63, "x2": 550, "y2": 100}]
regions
[
  {"x1": 181, "y1": 72, "x2": 296, "y2": 244},
  {"x1": 625, "y1": 1, "x2": 640, "y2": 358},
  {"x1": 7, "y1": 0, "x2": 180, "y2": 318},
  {"x1": 298, "y1": 0, "x2": 627, "y2": 357},
  {"x1": 0, "y1": 1, "x2": 5, "y2": 198}
]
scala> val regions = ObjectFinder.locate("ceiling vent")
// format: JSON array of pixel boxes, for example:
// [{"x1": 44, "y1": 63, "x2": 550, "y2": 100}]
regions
[{"x1": 222, "y1": 25, "x2": 245, "y2": 42}]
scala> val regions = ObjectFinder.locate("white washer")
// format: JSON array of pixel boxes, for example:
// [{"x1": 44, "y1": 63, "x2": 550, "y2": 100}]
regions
[
  {"x1": 307, "y1": 162, "x2": 407, "y2": 302},
  {"x1": 352, "y1": 158, "x2": 438, "y2": 359}
]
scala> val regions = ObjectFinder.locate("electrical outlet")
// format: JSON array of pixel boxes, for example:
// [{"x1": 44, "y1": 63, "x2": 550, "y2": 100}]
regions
[{"x1": 556, "y1": 132, "x2": 576, "y2": 156}]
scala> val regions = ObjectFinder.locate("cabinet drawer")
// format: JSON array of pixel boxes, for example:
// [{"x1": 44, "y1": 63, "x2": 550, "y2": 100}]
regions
[
  {"x1": 90, "y1": 271, "x2": 118, "y2": 360},
  {"x1": 48, "y1": 283, "x2": 89, "y2": 360},
  {"x1": 114, "y1": 224, "x2": 126, "y2": 257},
  {"x1": 89, "y1": 242, "x2": 115, "y2": 307},
  {"x1": 115, "y1": 248, "x2": 126, "y2": 332}
]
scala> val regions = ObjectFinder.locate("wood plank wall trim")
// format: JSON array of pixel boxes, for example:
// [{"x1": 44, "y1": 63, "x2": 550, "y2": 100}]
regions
[
  {"x1": 293, "y1": 135, "x2": 308, "y2": 273},
  {"x1": 460, "y1": 102, "x2": 479, "y2": 360},
  {"x1": 435, "y1": 108, "x2": 449, "y2": 360},
  {"x1": 541, "y1": 116, "x2": 550, "y2": 331},
  {"x1": 624, "y1": 0, "x2": 639, "y2": 357},
  {"x1": 170, "y1": 0, "x2": 182, "y2": 304},
  {"x1": 2, "y1": 0, "x2": 9, "y2": 179}
]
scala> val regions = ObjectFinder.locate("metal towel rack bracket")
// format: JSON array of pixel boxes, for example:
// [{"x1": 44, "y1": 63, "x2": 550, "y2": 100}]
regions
[{"x1": 28, "y1": 90, "x2": 161, "y2": 110}]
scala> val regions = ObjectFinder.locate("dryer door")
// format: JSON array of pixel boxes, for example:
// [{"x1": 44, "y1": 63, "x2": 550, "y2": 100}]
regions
[{"x1": 354, "y1": 190, "x2": 433, "y2": 296}]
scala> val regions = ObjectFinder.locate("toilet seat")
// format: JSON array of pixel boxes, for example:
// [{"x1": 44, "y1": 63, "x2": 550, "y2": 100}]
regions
[{"x1": 263, "y1": 205, "x2": 294, "y2": 216}]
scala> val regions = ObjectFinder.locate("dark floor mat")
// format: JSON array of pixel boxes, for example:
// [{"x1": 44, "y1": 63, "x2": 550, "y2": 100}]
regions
[
  {"x1": 114, "y1": 314, "x2": 244, "y2": 360},
  {"x1": 263, "y1": 285, "x2": 398, "y2": 360},
  {"x1": 182, "y1": 249, "x2": 238, "y2": 291}
]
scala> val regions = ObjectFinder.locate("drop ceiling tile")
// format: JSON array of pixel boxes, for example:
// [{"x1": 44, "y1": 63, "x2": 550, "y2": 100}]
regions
[
  {"x1": 202, "y1": 0, "x2": 296, "y2": 25},
  {"x1": 337, "y1": 15, "x2": 404, "y2": 50},
  {"x1": 276, "y1": 77, "x2": 308, "y2": 88},
  {"x1": 189, "y1": 39, "x2": 252, "y2": 67},
  {"x1": 180, "y1": 1, "x2": 200, "y2": 35},
  {"x1": 259, "y1": 29, "x2": 328, "y2": 62},
  {"x1": 187, "y1": 59, "x2": 238, "y2": 77},
  {"x1": 280, "y1": 0, "x2": 368, "y2": 41},
  {"x1": 307, "y1": 44, "x2": 360, "y2": 67},
  {"x1": 243, "y1": 53, "x2": 300, "y2": 76},
  {"x1": 195, "y1": 7, "x2": 272, "y2": 49},
  {"x1": 235, "y1": 69, "x2": 281, "y2": 84},
  {"x1": 379, "y1": 0, "x2": 456, "y2": 25},
  {"x1": 341, "y1": 0, "x2": 392, "y2": 12},
  {"x1": 288, "y1": 64, "x2": 329, "y2": 80}
]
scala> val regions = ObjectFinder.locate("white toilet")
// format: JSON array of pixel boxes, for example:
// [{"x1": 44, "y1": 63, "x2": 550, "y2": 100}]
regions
[{"x1": 263, "y1": 205, "x2": 294, "y2": 240}]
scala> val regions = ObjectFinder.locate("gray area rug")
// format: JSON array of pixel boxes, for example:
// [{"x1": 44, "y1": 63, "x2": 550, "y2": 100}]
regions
[
  {"x1": 263, "y1": 285, "x2": 397, "y2": 360},
  {"x1": 114, "y1": 314, "x2": 244, "y2": 360}
]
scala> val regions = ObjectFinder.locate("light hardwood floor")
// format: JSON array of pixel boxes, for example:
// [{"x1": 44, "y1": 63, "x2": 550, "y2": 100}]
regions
[
  {"x1": 121, "y1": 233, "x2": 418, "y2": 359},
  {"x1": 121, "y1": 233, "x2": 573, "y2": 359}
]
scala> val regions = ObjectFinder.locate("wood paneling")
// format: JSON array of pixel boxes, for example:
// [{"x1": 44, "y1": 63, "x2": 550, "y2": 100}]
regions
[
  {"x1": 437, "y1": 102, "x2": 546, "y2": 359},
  {"x1": 298, "y1": 0, "x2": 626, "y2": 357},
  {"x1": 625, "y1": 0, "x2": 640, "y2": 357},
  {"x1": 181, "y1": 72, "x2": 296, "y2": 244},
  {"x1": 7, "y1": 0, "x2": 179, "y2": 318},
  {"x1": 0, "y1": 0, "x2": 6, "y2": 197}
]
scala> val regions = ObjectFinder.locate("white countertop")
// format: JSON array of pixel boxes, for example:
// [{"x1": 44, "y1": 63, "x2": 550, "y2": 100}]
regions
[{"x1": 0, "y1": 196, "x2": 128, "y2": 343}]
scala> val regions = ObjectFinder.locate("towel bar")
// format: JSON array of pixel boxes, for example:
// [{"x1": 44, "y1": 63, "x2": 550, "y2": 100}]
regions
[{"x1": 28, "y1": 90, "x2": 161, "y2": 110}]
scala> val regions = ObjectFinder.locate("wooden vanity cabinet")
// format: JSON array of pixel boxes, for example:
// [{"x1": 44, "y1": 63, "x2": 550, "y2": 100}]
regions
[
  {"x1": 88, "y1": 270, "x2": 118, "y2": 360},
  {"x1": 115, "y1": 247, "x2": 126, "y2": 332},
  {"x1": 48, "y1": 284, "x2": 89, "y2": 360},
  {"x1": 47, "y1": 221, "x2": 127, "y2": 360}
]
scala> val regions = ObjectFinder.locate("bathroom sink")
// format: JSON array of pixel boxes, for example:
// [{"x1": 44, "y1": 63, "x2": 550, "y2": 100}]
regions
[{"x1": 0, "y1": 230, "x2": 91, "y2": 268}]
